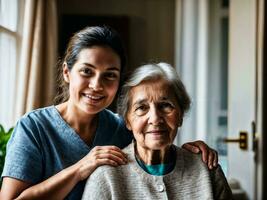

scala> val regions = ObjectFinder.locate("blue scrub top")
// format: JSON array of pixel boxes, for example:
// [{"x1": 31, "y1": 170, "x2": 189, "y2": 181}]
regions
[{"x1": 1, "y1": 106, "x2": 132, "y2": 200}]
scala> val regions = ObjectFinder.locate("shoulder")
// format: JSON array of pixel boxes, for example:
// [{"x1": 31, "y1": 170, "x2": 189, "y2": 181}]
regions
[
  {"x1": 176, "y1": 147, "x2": 232, "y2": 198},
  {"x1": 88, "y1": 144, "x2": 133, "y2": 182},
  {"x1": 90, "y1": 163, "x2": 126, "y2": 181},
  {"x1": 176, "y1": 146, "x2": 204, "y2": 166},
  {"x1": 20, "y1": 105, "x2": 58, "y2": 122},
  {"x1": 7, "y1": 105, "x2": 62, "y2": 153},
  {"x1": 7, "y1": 105, "x2": 57, "y2": 144},
  {"x1": 14, "y1": 106, "x2": 58, "y2": 130},
  {"x1": 10, "y1": 106, "x2": 58, "y2": 138},
  {"x1": 174, "y1": 146, "x2": 210, "y2": 178},
  {"x1": 83, "y1": 164, "x2": 123, "y2": 199}
]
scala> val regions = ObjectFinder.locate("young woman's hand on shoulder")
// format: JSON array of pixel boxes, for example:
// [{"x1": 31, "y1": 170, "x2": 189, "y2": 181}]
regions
[{"x1": 76, "y1": 145, "x2": 128, "y2": 180}]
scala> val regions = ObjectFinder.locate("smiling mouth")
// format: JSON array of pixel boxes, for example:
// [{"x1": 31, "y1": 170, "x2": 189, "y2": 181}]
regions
[
  {"x1": 146, "y1": 130, "x2": 167, "y2": 134},
  {"x1": 82, "y1": 93, "x2": 105, "y2": 102}
]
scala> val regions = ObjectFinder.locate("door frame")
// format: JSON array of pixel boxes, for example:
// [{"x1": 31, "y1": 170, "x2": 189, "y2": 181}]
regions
[{"x1": 262, "y1": 0, "x2": 267, "y2": 198}]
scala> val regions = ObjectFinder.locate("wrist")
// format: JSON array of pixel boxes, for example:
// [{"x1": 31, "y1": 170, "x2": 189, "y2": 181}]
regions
[
  {"x1": 75, "y1": 160, "x2": 96, "y2": 181},
  {"x1": 65, "y1": 163, "x2": 83, "y2": 183}
]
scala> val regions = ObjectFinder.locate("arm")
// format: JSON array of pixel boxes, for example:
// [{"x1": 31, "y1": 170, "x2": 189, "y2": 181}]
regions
[
  {"x1": 0, "y1": 145, "x2": 127, "y2": 200},
  {"x1": 1, "y1": 164, "x2": 79, "y2": 200},
  {"x1": 182, "y1": 140, "x2": 218, "y2": 169}
]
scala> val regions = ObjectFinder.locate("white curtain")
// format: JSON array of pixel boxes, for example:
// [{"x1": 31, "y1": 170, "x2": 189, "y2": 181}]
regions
[
  {"x1": 174, "y1": 0, "x2": 209, "y2": 144},
  {"x1": 15, "y1": 0, "x2": 58, "y2": 121}
]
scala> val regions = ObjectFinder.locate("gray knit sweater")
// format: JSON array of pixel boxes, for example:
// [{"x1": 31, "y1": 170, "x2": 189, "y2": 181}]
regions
[{"x1": 82, "y1": 142, "x2": 232, "y2": 200}]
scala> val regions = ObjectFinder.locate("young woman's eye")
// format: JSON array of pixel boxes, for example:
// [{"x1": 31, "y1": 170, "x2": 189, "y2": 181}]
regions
[
  {"x1": 80, "y1": 68, "x2": 93, "y2": 76},
  {"x1": 105, "y1": 72, "x2": 119, "y2": 80},
  {"x1": 134, "y1": 105, "x2": 148, "y2": 116}
]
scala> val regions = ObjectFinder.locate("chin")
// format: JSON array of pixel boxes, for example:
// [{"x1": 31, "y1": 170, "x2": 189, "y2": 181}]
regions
[
  {"x1": 146, "y1": 142, "x2": 171, "y2": 150},
  {"x1": 82, "y1": 105, "x2": 103, "y2": 115}
]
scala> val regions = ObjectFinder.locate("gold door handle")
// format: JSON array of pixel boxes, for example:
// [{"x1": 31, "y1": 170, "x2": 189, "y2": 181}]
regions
[{"x1": 223, "y1": 131, "x2": 248, "y2": 150}]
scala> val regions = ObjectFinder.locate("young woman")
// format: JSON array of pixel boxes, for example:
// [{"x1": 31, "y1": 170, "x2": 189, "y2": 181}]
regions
[{"x1": 0, "y1": 26, "x2": 218, "y2": 200}]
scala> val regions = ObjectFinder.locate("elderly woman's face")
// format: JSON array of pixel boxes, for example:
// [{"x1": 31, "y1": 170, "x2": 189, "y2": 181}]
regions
[{"x1": 126, "y1": 79, "x2": 182, "y2": 150}]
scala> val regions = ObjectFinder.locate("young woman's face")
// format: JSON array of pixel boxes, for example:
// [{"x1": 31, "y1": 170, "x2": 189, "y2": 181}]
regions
[
  {"x1": 63, "y1": 46, "x2": 121, "y2": 115},
  {"x1": 126, "y1": 79, "x2": 182, "y2": 151}
]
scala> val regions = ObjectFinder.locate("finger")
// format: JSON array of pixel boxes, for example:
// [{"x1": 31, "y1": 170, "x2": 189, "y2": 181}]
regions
[
  {"x1": 99, "y1": 147, "x2": 128, "y2": 162},
  {"x1": 213, "y1": 151, "x2": 218, "y2": 167},
  {"x1": 192, "y1": 141, "x2": 209, "y2": 164},
  {"x1": 95, "y1": 146, "x2": 128, "y2": 158},
  {"x1": 93, "y1": 145, "x2": 121, "y2": 152},
  {"x1": 95, "y1": 152, "x2": 127, "y2": 165},
  {"x1": 95, "y1": 158, "x2": 119, "y2": 167},
  {"x1": 207, "y1": 150, "x2": 215, "y2": 169},
  {"x1": 182, "y1": 143, "x2": 200, "y2": 154},
  {"x1": 91, "y1": 146, "x2": 127, "y2": 163},
  {"x1": 105, "y1": 145, "x2": 127, "y2": 153}
]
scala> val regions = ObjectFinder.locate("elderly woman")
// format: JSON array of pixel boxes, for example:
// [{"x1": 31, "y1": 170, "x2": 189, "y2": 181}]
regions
[{"x1": 81, "y1": 63, "x2": 232, "y2": 199}]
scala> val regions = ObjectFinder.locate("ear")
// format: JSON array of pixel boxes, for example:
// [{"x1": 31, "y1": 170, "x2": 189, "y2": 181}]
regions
[{"x1": 63, "y1": 63, "x2": 70, "y2": 83}]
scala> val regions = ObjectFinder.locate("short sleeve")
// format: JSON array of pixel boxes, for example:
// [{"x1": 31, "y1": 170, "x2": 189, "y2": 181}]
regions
[{"x1": 1, "y1": 117, "x2": 43, "y2": 184}]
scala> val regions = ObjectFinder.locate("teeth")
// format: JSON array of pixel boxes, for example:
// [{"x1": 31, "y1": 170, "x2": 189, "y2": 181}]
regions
[{"x1": 84, "y1": 94, "x2": 103, "y2": 100}]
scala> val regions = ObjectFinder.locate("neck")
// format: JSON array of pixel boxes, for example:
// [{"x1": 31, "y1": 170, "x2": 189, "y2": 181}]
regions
[
  {"x1": 56, "y1": 101, "x2": 98, "y2": 145},
  {"x1": 135, "y1": 143, "x2": 173, "y2": 165}
]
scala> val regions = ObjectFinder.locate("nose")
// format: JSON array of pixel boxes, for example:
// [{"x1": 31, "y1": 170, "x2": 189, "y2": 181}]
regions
[
  {"x1": 148, "y1": 106, "x2": 163, "y2": 125},
  {"x1": 88, "y1": 74, "x2": 103, "y2": 91}
]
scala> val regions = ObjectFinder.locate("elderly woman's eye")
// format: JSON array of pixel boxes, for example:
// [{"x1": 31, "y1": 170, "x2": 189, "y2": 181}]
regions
[
  {"x1": 134, "y1": 105, "x2": 147, "y2": 115},
  {"x1": 159, "y1": 102, "x2": 174, "y2": 113}
]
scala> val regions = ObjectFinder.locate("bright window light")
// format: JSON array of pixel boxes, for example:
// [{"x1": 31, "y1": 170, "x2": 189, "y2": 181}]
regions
[
  {"x1": 0, "y1": 0, "x2": 21, "y2": 129},
  {"x1": 0, "y1": 0, "x2": 18, "y2": 31}
]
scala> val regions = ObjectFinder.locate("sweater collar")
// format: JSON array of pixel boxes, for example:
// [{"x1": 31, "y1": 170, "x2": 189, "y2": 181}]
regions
[{"x1": 123, "y1": 141, "x2": 184, "y2": 181}]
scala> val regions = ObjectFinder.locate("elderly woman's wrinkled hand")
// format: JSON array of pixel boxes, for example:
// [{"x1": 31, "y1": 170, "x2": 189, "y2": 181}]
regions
[{"x1": 182, "y1": 141, "x2": 218, "y2": 169}]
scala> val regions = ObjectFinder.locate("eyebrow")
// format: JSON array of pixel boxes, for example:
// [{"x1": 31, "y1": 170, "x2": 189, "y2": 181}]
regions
[
  {"x1": 133, "y1": 97, "x2": 171, "y2": 105},
  {"x1": 133, "y1": 99, "x2": 147, "y2": 106},
  {"x1": 82, "y1": 63, "x2": 120, "y2": 71}
]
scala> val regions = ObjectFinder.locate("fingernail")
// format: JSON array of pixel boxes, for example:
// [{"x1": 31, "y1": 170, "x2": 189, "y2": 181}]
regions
[{"x1": 194, "y1": 148, "x2": 200, "y2": 153}]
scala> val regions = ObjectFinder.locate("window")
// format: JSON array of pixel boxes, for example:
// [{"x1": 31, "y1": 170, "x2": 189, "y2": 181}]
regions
[
  {"x1": 0, "y1": 0, "x2": 24, "y2": 129},
  {"x1": 176, "y1": 0, "x2": 229, "y2": 175}
]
